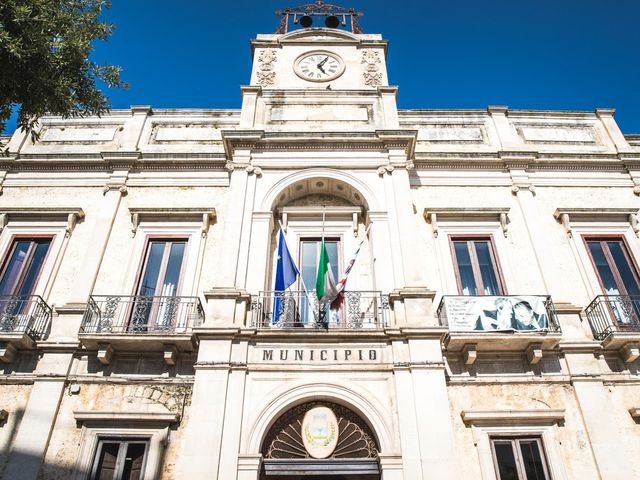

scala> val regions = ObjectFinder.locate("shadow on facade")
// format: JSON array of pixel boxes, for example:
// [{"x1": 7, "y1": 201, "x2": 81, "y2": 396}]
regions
[{"x1": 83, "y1": 352, "x2": 197, "y2": 376}]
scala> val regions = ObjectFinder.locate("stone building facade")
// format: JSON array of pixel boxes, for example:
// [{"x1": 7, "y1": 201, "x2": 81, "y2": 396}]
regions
[{"x1": 1, "y1": 4, "x2": 640, "y2": 479}]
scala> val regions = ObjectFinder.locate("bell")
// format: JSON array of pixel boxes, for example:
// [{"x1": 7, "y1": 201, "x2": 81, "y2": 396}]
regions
[
  {"x1": 325, "y1": 15, "x2": 339, "y2": 28},
  {"x1": 299, "y1": 15, "x2": 313, "y2": 28}
]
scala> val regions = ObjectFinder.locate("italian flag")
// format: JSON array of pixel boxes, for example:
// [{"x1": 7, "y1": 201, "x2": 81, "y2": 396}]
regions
[{"x1": 315, "y1": 239, "x2": 338, "y2": 303}]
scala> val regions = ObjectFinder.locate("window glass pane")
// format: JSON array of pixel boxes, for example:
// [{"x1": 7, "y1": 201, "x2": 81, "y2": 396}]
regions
[
  {"x1": 519, "y1": 440, "x2": 547, "y2": 480},
  {"x1": 493, "y1": 442, "x2": 519, "y2": 480},
  {"x1": 0, "y1": 241, "x2": 31, "y2": 295},
  {"x1": 93, "y1": 441, "x2": 120, "y2": 480},
  {"x1": 453, "y1": 241, "x2": 477, "y2": 296},
  {"x1": 300, "y1": 241, "x2": 318, "y2": 291},
  {"x1": 122, "y1": 442, "x2": 147, "y2": 480},
  {"x1": 608, "y1": 241, "x2": 640, "y2": 296},
  {"x1": 16, "y1": 239, "x2": 51, "y2": 297},
  {"x1": 325, "y1": 241, "x2": 339, "y2": 282},
  {"x1": 474, "y1": 241, "x2": 501, "y2": 295},
  {"x1": 138, "y1": 242, "x2": 165, "y2": 296},
  {"x1": 161, "y1": 242, "x2": 185, "y2": 297},
  {"x1": 588, "y1": 242, "x2": 620, "y2": 295}
]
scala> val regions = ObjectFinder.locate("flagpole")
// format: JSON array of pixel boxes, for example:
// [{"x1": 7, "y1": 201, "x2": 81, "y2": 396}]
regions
[
  {"x1": 320, "y1": 206, "x2": 326, "y2": 327},
  {"x1": 278, "y1": 220, "x2": 317, "y2": 323}
]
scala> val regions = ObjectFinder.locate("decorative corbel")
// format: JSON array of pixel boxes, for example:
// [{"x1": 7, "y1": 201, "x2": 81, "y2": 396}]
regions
[
  {"x1": 500, "y1": 212, "x2": 509, "y2": 237},
  {"x1": 377, "y1": 165, "x2": 394, "y2": 177},
  {"x1": 131, "y1": 213, "x2": 140, "y2": 237},
  {"x1": 281, "y1": 212, "x2": 288, "y2": 233},
  {"x1": 65, "y1": 213, "x2": 79, "y2": 237},
  {"x1": 0, "y1": 213, "x2": 8, "y2": 233},
  {"x1": 634, "y1": 185, "x2": 640, "y2": 196},
  {"x1": 245, "y1": 165, "x2": 262, "y2": 177},
  {"x1": 429, "y1": 212, "x2": 438, "y2": 238},
  {"x1": 352, "y1": 212, "x2": 358, "y2": 237},
  {"x1": 201, "y1": 213, "x2": 211, "y2": 238},
  {"x1": 559, "y1": 213, "x2": 572, "y2": 238},
  {"x1": 630, "y1": 213, "x2": 640, "y2": 237}
]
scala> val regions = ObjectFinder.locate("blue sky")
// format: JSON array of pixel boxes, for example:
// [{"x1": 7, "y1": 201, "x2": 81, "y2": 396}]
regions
[{"x1": 4, "y1": 0, "x2": 640, "y2": 133}]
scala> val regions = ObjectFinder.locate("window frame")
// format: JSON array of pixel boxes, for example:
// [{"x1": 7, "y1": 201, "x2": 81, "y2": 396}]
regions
[
  {"x1": 0, "y1": 236, "x2": 54, "y2": 297},
  {"x1": 133, "y1": 237, "x2": 189, "y2": 299},
  {"x1": 297, "y1": 236, "x2": 343, "y2": 292},
  {"x1": 89, "y1": 436, "x2": 150, "y2": 480},
  {"x1": 490, "y1": 435, "x2": 551, "y2": 480},
  {"x1": 448, "y1": 234, "x2": 507, "y2": 296},
  {"x1": 582, "y1": 234, "x2": 640, "y2": 297},
  {"x1": 71, "y1": 411, "x2": 175, "y2": 480}
]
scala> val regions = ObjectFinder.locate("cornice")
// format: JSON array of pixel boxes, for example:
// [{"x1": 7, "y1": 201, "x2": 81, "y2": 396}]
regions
[{"x1": 221, "y1": 129, "x2": 417, "y2": 158}]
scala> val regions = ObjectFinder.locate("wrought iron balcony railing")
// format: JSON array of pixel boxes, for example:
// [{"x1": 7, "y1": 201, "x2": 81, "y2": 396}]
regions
[
  {"x1": 437, "y1": 295, "x2": 561, "y2": 333},
  {"x1": 584, "y1": 295, "x2": 640, "y2": 340},
  {"x1": 80, "y1": 295, "x2": 204, "y2": 335},
  {"x1": 0, "y1": 295, "x2": 52, "y2": 340},
  {"x1": 251, "y1": 291, "x2": 389, "y2": 329}
]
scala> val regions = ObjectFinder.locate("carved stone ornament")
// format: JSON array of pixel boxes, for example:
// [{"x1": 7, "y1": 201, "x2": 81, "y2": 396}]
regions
[
  {"x1": 363, "y1": 72, "x2": 383, "y2": 87},
  {"x1": 256, "y1": 71, "x2": 276, "y2": 87},
  {"x1": 257, "y1": 49, "x2": 278, "y2": 86},
  {"x1": 361, "y1": 50, "x2": 382, "y2": 87}
]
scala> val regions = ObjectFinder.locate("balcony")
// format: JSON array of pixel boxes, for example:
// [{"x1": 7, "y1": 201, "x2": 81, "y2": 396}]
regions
[
  {"x1": 79, "y1": 295, "x2": 204, "y2": 364},
  {"x1": 585, "y1": 295, "x2": 640, "y2": 360},
  {"x1": 438, "y1": 295, "x2": 562, "y2": 364},
  {"x1": 251, "y1": 291, "x2": 389, "y2": 330},
  {"x1": 0, "y1": 295, "x2": 52, "y2": 362}
]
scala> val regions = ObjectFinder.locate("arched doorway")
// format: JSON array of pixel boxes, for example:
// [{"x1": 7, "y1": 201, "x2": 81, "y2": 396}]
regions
[{"x1": 260, "y1": 401, "x2": 381, "y2": 479}]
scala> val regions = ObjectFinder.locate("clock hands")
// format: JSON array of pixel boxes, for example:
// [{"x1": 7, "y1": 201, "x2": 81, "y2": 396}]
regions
[{"x1": 316, "y1": 56, "x2": 329, "y2": 74}]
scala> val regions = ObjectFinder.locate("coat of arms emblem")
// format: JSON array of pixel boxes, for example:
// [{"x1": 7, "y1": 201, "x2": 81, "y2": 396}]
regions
[{"x1": 301, "y1": 406, "x2": 339, "y2": 458}]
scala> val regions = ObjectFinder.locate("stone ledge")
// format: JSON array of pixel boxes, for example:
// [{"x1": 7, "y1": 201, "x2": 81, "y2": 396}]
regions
[
  {"x1": 388, "y1": 286, "x2": 436, "y2": 302},
  {"x1": 74, "y1": 410, "x2": 179, "y2": 426},
  {"x1": 461, "y1": 409, "x2": 565, "y2": 425}
]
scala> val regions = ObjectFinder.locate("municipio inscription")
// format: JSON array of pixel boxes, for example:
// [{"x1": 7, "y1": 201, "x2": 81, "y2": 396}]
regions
[{"x1": 261, "y1": 348, "x2": 379, "y2": 363}]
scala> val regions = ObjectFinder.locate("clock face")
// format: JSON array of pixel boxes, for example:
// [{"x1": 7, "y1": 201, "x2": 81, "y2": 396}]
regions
[{"x1": 294, "y1": 52, "x2": 345, "y2": 82}]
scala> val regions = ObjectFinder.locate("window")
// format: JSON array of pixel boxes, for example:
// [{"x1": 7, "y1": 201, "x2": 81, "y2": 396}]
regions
[
  {"x1": 0, "y1": 238, "x2": 51, "y2": 297},
  {"x1": 450, "y1": 237, "x2": 504, "y2": 296},
  {"x1": 299, "y1": 238, "x2": 340, "y2": 323},
  {"x1": 137, "y1": 239, "x2": 187, "y2": 298},
  {"x1": 491, "y1": 437, "x2": 550, "y2": 480},
  {"x1": 130, "y1": 239, "x2": 187, "y2": 332},
  {"x1": 585, "y1": 238, "x2": 640, "y2": 297},
  {"x1": 90, "y1": 438, "x2": 149, "y2": 480}
]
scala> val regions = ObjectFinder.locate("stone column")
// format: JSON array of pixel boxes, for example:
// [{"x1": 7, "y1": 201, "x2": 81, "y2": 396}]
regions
[
  {"x1": 4, "y1": 352, "x2": 72, "y2": 479},
  {"x1": 65, "y1": 179, "x2": 127, "y2": 306},
  {"x1": 176, "y1": 335, "x2": 235, "y2": 478},
  {"x1": 379, "y1": 454, "x2": 404, "y2": 480},
  {"x1": 566, "y1": 351, "x2": 632, "y2": 479},
  {"x1": 407, "y1": 334, "x2": 459, "y2": 480},
  {"x1": 217, "y1": 341, "x2": 249, "y2": 478},
  {"x1": 572, "y1": 378, "x2": 631, "y2": 478},
  {"x1": 237, "y1": 454, "x2": 262, "y2": 480},
  {"x1": 207, "y1": 159, "x2": 250, "y2": 325},
  {"x1": 368, "y1": 211, "x2": 394, "y2": 295}
]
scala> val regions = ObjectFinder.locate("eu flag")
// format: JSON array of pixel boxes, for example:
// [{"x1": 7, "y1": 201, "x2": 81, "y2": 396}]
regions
[{"x1": 273, "y1": 228, "x2": 300, "y2": 323}]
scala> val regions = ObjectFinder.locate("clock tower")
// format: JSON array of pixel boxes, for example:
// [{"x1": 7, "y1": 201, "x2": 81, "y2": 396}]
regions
[{"x1": 240, "y1": 1, "x2": 399, "y2": 130}]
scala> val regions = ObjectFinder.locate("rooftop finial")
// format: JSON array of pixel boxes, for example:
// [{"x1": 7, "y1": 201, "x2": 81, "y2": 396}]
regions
[{"x1": 275, "y1": 2, "x2": 364, "y2": 34}]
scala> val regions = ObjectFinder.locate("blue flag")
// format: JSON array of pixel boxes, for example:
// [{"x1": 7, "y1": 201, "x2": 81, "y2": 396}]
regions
[{"x1": 273, "y1": 228, "x2": 300, "y2": 323}]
